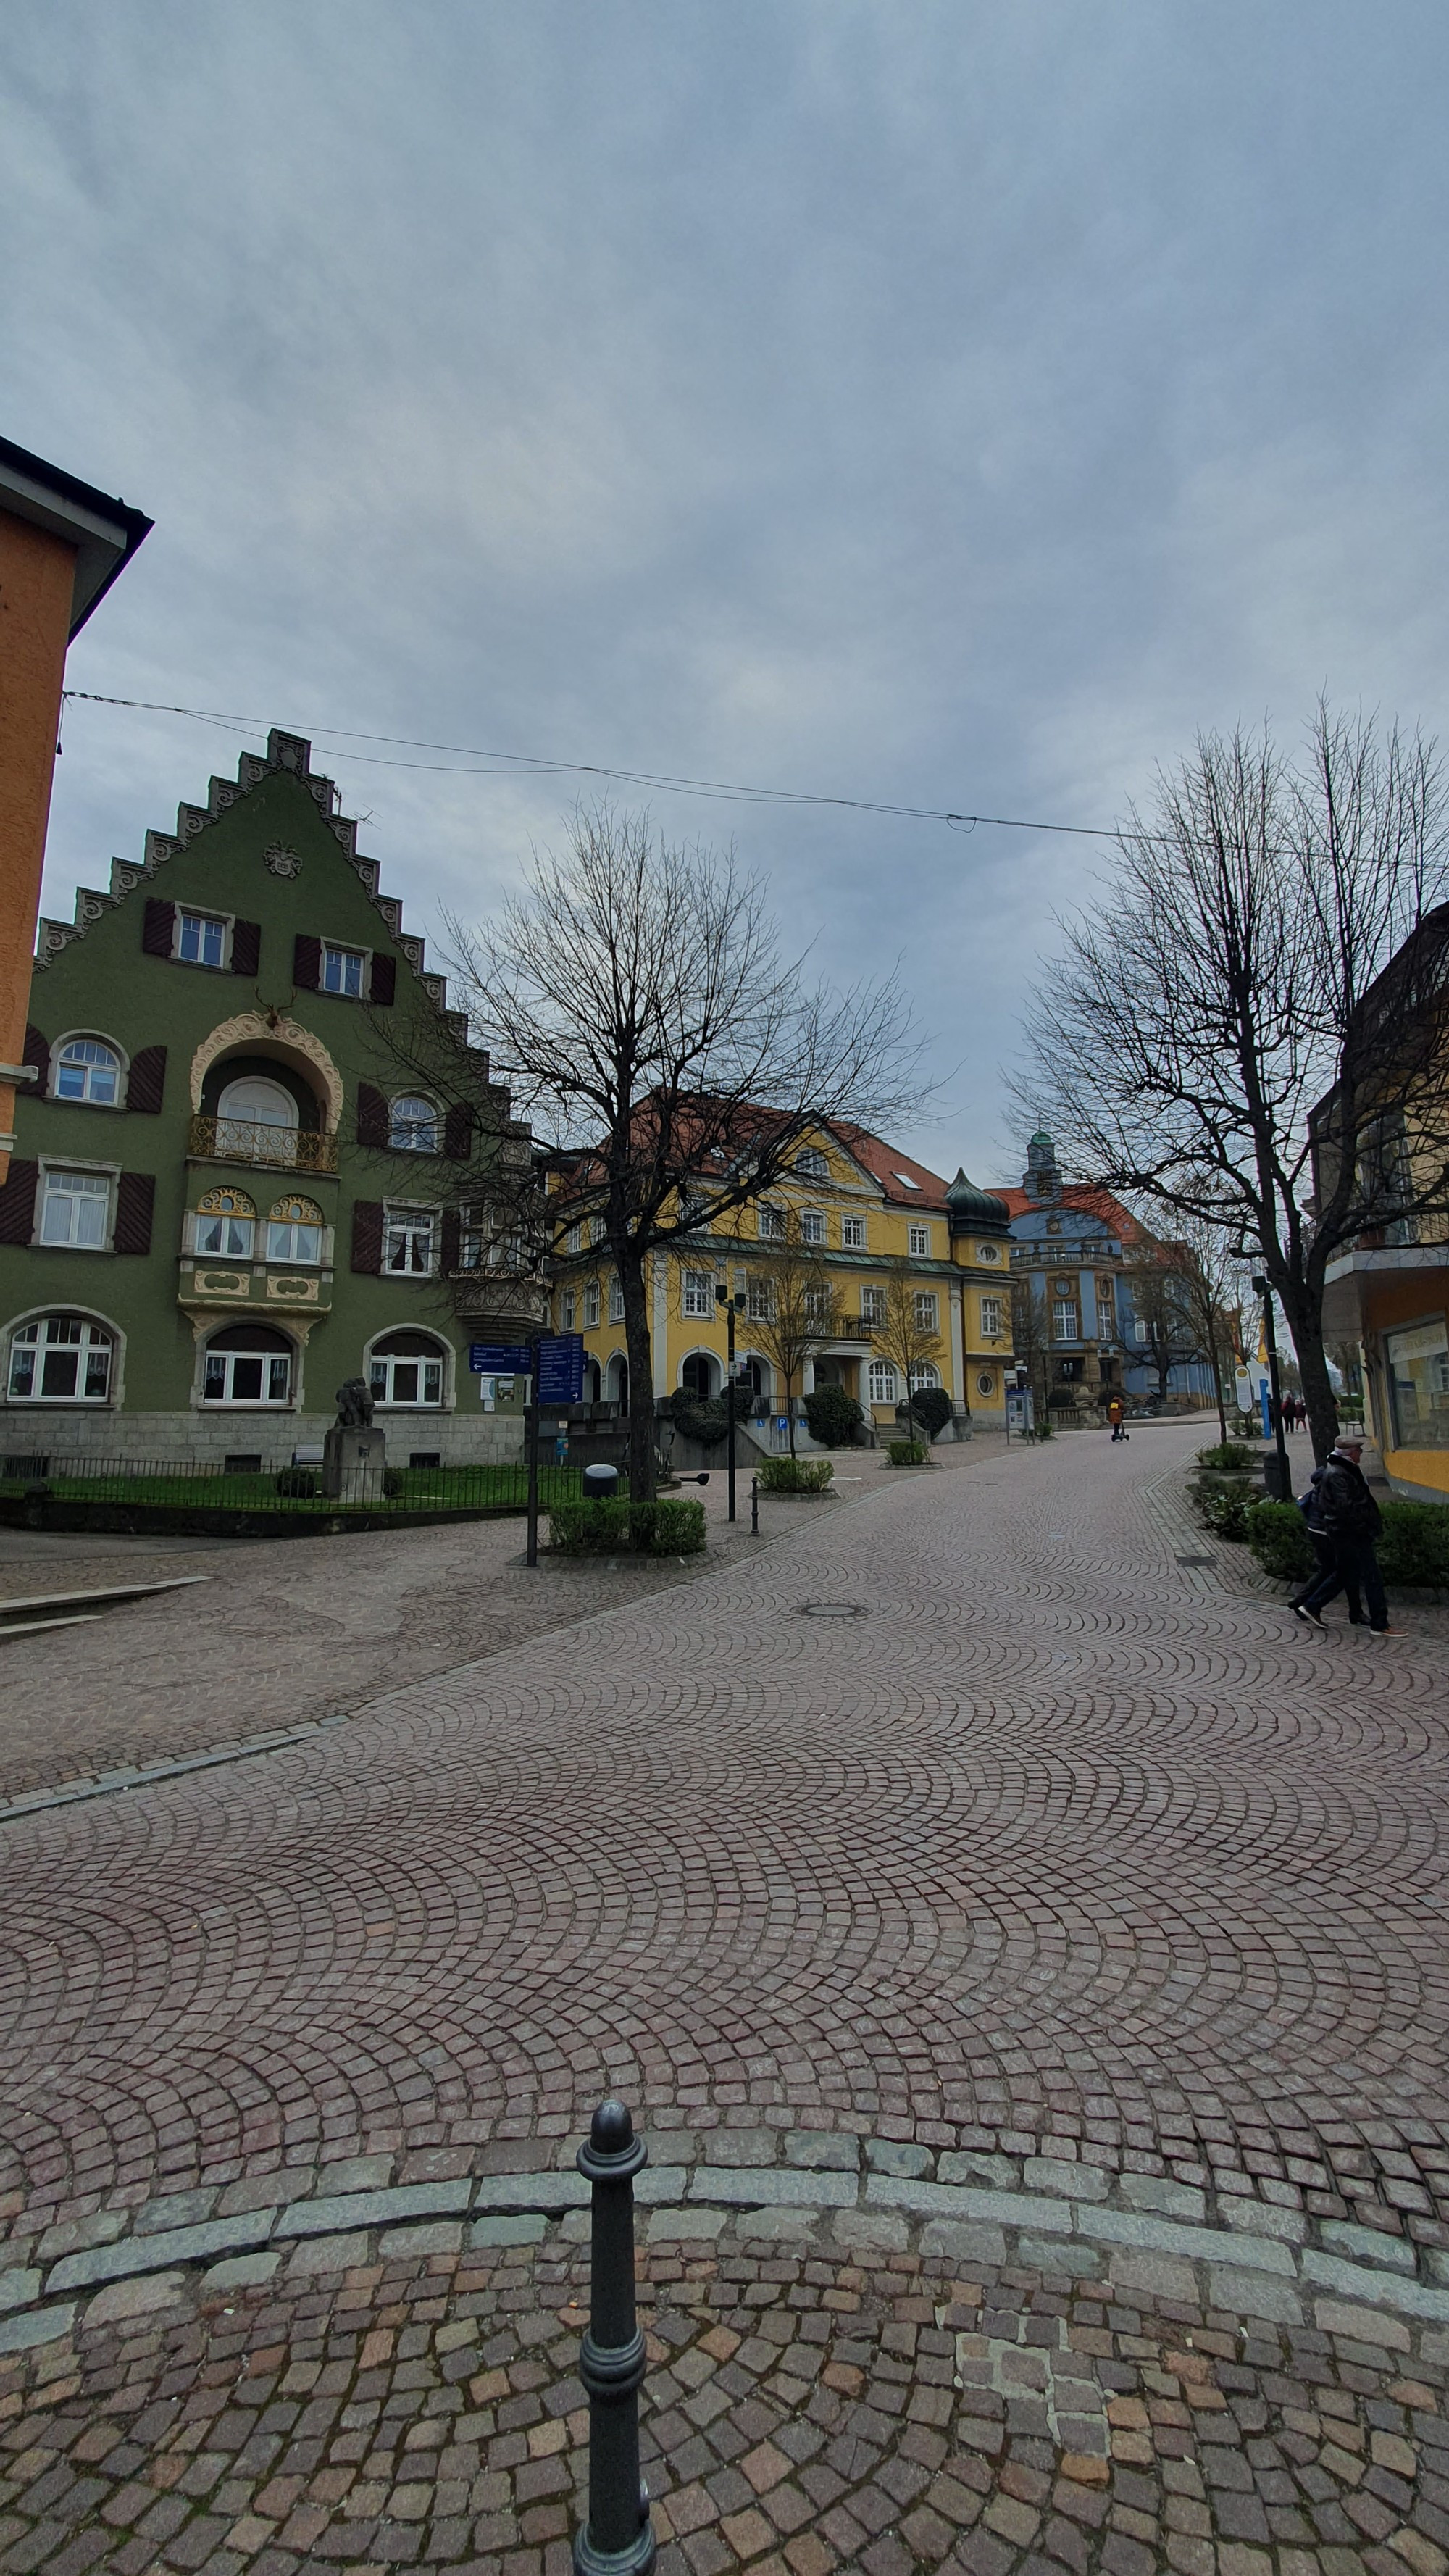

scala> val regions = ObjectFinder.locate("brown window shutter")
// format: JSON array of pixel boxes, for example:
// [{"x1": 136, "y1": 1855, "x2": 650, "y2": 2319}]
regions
[
  {"x1": 0, "y1": 1159, "x2": 38, "y2": 1246},
  {"x1": 114, "y1": 1171, "x2": 155, "y2": 1255},
  {"x1": 22, "y1": 1026, "x2": 49, "y2": 1092},
  {"x1": 127, "y1": 1046, "x2": 167, "y2": 1114},
  {"x1": 293, "y1": 933, "x2": 321, "y2": 990},
  {"x1": 351, "y1": 1199, "x2": 384, "y2": 1273},
  {"x1": 369, "y1": 953, "x2": 396, "y2": 1006},
  {"x1": 231, "y1": 920, "x2": 262, "y2": 977},
  {"x1": 443, "y1": 1102, "x2": 474, "y2": 1159},
  {"x1": 142, "y1": 899, "x2": 175, "y2": 959},
  {"x1": 441, "y1": 1208, "x2": 461, "y2": 1274},
  {"x1": 356, "y1": 1083, "x2": 388, "y2": 1146}
]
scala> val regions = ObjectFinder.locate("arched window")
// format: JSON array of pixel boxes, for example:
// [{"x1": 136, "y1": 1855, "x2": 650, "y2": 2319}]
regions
[
  {"x1": 194, "y1": 1185, "x2": 256, "y2": 1260},
  {"x1": 868, "y1": 1360, "x2": 898, "y2": 1405},
  {"x1": 739, "y1": 1354, "x2": 768, "y2": 1403},
  {"x1": 267, "y1": 1195, "x2": 325, "y2": 1264},
  {"x1": 54, "y1": 1037, "x2": 122, "y2": 1105},
  {"x1": 606, "y1": 1351, "x2": 629, "y2": 1409},
  {"x1": 369, "y1": 1328, "x2": 447, "y2": 1408},
  {"x1": 680, "y1": 1351, "x2": 718, "y2": 1401},
  {"x1": 909, "y1": 1362, "x2": 941, "y2": 1391},
  {"x1": 202, "y1": 1322, "x2": 293, "y2": 1405},
  {"x1": 7, "y1": 1313, "x2": 114, "y2": 1403},
  {"x1": 217, "y1": 1075, "x2": 299, "y2": 1162},
  {"x1": 390, "y1": 1096, "x2": 439, "y2": 1152}
]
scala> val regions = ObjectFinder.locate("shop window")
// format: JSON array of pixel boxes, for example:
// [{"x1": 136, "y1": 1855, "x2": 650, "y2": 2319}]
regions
[{"x1": 1386, "y1": 1318, "x2": 1449, "y2": 1450}]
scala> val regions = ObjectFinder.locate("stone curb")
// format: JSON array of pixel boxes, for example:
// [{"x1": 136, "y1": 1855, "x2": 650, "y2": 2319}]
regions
[{"x1": 7, "y1": 2125, "x2": 1449, "y2": 2364}]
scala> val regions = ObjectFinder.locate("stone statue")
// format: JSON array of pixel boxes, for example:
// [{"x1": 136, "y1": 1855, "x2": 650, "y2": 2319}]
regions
[{"x1": 335, "y1": 1376, "x2": 374, "y2": 1430}]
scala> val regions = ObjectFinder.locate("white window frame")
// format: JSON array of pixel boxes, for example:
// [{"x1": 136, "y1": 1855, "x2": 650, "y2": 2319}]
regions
[
  {"x1": 795, "y1": 1146, "x2": 828, "y2": 1179},
  {"x1": 799, "y1": 1209, "x2": 827, "y2": 1246},
  {"x1": 51, "y1": 1034, "x2": 127, "y2": 1106},
  {"x1": 321, "y1": 942, "x2": 369, "y2": 999},
  {"x1": 980, "y1": 1295, "x2": 1004, "y2": 1338},
  {"x1": 36, "y1": 1163, "x2": 114, "y2": 1252},
  {"x1": 265, "y1": 1217, "x2": 325, "y2": 1266},
  {"x1": 196, "y1": 1209, "x2": 256, "y2": 1259},
  {"x1": 383, "y1": 1204, "x2": 438, "y2": 1277},
  {"x1": 1053, "y1": 1301, "x2": 1080, "y2": 1341},
  {"x1": 5, "y1": 1309, "x2": 118, "y2": 1406},
  {"x1": 175, "y1": 909, "x2": 233, "y2": 970},
  {"x1": 561, "y1": 1289, "x2": 577, "y2": 1333},
  {"x1": 747, "y1": 1279, "x2": 774, "y2": 1322},
  {"x1": 841, "y1": 1214, "x2": 866, "y2": 1251},
  {"x1": 609, "y1": 1275, "x2": 625, "y2": 1323},
  {"x1": 758, "y1": 1204, "x2": 787, "y2": 1241},
  {"x1": 908, "y1": 1225, "x2": 931, "y2": 1258},
  {"x1": 200, "y1": 1333, "x2": 296, "y2": 1407},
  {"x1": 584, "y1": 1279, "x2": 601, "y2": 1328},
  {"x1": 909, "y1": 1362, "x2": 941, "y2": 1391},
  {"x1": 367, "y1": 1331, "x2": 451, "y2": 1411},
  {"x1": 682, "y1": 1268, "x2": 715, "y2": 1317},
  {"x1": 914, "y1": 1291, "x2": 938, "y2": 1331},
  {"x1": 868, "y1": 1360, "x2": 898, "y2": 1404},
  {"x1": 388, "y1": 1095, "x2": 440, "y2": 1153}
]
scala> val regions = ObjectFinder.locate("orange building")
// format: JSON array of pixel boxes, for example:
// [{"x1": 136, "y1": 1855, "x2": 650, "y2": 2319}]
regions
[{"x1": 0, "y1": 437, "x2": 151, "y2": 1176}]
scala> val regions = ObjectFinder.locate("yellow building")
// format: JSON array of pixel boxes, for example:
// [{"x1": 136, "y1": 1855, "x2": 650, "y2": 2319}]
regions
[{"x1": 548, "y1": 1123, "x2": 1014, "y2": 1436}]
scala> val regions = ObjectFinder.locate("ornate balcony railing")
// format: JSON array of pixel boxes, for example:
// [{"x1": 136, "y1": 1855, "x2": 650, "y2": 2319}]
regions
[{"x1": 188, "y1": 1115, "x2": 338, "y2": 1172}]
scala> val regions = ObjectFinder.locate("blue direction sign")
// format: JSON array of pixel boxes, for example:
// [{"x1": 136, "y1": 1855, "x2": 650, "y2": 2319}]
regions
[
  {"x1": 469, "y1": 1342, "x2": 533, "y2": 1375},
  {"x1": 537, "y1": 1333, "x2": 585, "y2": 1404}
]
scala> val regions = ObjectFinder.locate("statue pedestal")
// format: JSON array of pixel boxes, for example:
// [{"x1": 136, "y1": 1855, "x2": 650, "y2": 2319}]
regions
[{"x1": 322, "y1": 1425, "x2": 387, "y2": 1504}]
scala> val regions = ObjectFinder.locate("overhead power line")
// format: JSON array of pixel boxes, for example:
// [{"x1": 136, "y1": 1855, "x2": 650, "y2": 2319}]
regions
[{"x1": 60, "y1": 687, "x2": 1124, "y2": 842}]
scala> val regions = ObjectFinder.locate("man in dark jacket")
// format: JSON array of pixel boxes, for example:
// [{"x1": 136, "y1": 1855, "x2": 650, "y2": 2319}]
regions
[{"x1": 1291, "y1": 1438, "x2": 1390, "y2": 1633}]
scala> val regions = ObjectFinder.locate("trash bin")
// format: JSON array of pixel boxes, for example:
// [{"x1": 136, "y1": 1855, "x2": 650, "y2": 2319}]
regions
[{"x1": 582, "y1": 1463, "x2": 619, "y2": 1502}]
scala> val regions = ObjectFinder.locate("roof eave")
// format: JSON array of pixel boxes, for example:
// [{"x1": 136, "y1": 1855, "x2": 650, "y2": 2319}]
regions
[{"x1": 0, "y1": 434, "x2": 153, "y2": 638}]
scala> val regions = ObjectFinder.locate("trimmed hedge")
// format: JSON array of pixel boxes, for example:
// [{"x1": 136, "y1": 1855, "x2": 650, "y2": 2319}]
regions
[
  {"x1": 1379, "y1": 1501, "x2": 1449, "y2": 1587},
  {"x1": 803, "y1": 1385, "x2": 864, "y2": 1447},
  {"x1": 886, "y1": 1441, "x2": 930, "y2": 1467},
  {"x1": 548, "y1": 1496, "x2": 706, "y2": 1556},
  {"x1": 908, "y1": 1387, "x2": 953, "y2": 1439},
  {"x1": 1245, "y1": 1499, "x2": 1315, "y2": 1582},
  {"x1": 668, "y1": 1391, "x2": 730, "y2": 1448},
  {"x1": 756, "y1": 1456, "x2": 834, "y2": 1494}
]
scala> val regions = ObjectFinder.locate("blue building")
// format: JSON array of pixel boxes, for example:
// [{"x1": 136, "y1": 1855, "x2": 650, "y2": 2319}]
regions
[{"x1": 997, "y1": 1130, "x2": 1216, "y2": 1417}]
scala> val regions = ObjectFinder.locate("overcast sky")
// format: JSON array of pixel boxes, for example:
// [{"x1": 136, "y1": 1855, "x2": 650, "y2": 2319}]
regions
[{"x1": 7, "y1": 2, "x2": 1449, "y2": 1179}]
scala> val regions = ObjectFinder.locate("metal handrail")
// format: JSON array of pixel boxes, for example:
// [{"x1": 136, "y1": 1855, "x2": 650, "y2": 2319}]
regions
[{"x1": 188, "y1": 1115, "x2": 338, "y2": 1172}]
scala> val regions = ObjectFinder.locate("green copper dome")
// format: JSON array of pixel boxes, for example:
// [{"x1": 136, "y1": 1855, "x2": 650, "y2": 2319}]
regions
[{"x1": 945, "y1": 1168, "x2": 1011, "y2": 1230}]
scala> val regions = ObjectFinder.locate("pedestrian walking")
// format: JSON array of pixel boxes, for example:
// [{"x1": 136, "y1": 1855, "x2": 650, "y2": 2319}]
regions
[
  {"x1": 1290, "y1": 1436, "x2": 1391, "y2": 1634},
  {"x1": 1106, "y1": 1394, "x2": 1128, "y2": 1441}
]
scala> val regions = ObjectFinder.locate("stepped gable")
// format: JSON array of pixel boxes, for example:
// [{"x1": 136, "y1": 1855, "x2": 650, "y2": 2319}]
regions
[{"x1": 32, "y1": 724, "x2": 482, "y2": 1057}]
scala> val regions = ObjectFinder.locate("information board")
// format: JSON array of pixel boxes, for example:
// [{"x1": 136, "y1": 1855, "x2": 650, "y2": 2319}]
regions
[
  {"x1": 468, "y1": 1342, "x2": 533, "y2": 1376},
  {"x1": 536, "y1": 1333, "x2": 585, "y2": 1404}
]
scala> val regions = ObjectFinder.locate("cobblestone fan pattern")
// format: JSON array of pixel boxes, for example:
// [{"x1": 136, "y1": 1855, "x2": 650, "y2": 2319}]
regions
[
  {"x1": 7, "y1": 2217, "x2": 1449, "y2": 2576},
  {"x1": 0, "y1": 1476, "x2": 850, "y2": 1806},
  {"x1": 4, "y1": 1427, "x2": 1449, "y2": 2244}
]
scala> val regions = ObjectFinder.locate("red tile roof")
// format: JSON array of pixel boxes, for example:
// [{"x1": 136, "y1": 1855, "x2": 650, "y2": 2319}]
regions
[{"x1": 827, "y1": 1125, "x2": 952, "y2": 1209}]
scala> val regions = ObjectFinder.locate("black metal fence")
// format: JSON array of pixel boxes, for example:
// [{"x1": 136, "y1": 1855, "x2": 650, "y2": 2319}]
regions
[{"x1": 0, "y1": 1453, "x2": 583, "y2": 1517}]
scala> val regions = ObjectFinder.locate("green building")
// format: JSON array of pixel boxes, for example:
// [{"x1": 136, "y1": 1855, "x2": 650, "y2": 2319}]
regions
[{"x1": 0, "y1": 728, "x2": 540, "y2": 1469}]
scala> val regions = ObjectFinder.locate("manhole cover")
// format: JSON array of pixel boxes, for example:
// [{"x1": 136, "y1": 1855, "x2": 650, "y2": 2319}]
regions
[
  {"x1": 799, "y1": 1601, "x2": 867, "y2": 1619},
  {"x1": 1175, "y1": 1554, "x2": 1214, "y2": 1567}
]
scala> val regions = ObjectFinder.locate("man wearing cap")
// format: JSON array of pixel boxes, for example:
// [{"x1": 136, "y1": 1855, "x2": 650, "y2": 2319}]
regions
[{"x1": 1290, "y1": 1437, "x2": 1391, "y2": 1634}]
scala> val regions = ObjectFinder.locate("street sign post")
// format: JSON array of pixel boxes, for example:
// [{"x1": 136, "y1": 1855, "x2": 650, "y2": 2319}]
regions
[
  {"x1": 469, "y1": 1343, "x2": 534, "y2": 1376},
  {"x1": 522, "y1": 1334, "x2": 585, "y2": 1567}
]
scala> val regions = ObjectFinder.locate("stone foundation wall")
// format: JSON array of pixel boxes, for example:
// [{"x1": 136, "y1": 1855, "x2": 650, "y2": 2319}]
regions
[{"x1": 0, "y1": 1409, "x2": 526, "y2": 1473}]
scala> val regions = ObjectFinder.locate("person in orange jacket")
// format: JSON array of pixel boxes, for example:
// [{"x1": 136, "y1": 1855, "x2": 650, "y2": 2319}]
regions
[{"x1": 1106, "y1": 1394, "x2": 1128, "y2": 1442}]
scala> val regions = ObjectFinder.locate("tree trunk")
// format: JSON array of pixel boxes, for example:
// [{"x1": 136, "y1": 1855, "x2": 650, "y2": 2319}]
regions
[
  {"x1": 1282, "y1": 1289, "x2": 1340, "y2": 1467},
  {"x1": 785, "y1": 1367, "x2": 797, "y2": 1456},
  {"x1": 1208, "y1": 1328, "x2": 1228, "y2": 1444},
  {"x1": 617, "y1": 1243, "x2": 657, "y2": 1500}
]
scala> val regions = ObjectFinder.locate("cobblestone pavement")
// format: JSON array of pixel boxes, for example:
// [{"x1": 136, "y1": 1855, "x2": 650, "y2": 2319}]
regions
[
  {"x1": 0, "y1": 1463, "x2": 878, "y2": 1806},
  {"x1": 7, "y1": 2205, "x2": 1449, "y2": 2576}
]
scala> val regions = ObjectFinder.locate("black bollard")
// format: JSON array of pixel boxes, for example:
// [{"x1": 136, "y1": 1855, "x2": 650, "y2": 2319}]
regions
[
  {"x1": 750, "y1": 1475, "x2": 759, "y2": 1535},
  {"x1": 573, "y1": 2100, "x2": 656, "y2": 2576}
]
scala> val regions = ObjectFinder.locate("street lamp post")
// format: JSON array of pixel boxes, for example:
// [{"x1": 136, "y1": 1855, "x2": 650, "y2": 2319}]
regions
[
  {"x1": 1251, "y1": 1272, "x2": 1293, "y2": 1499},
  {"x1": 715, "y1": 1285, "x2": 746, "y2": 1522}
]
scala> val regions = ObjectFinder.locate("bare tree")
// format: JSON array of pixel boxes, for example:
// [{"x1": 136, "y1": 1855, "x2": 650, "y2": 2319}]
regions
[
  {"x1": 1010, "y1": 1272, "x2": 1052, "y2": 1432},
  {"x1": 446, "y1": 806, "x2": 920, "y2": 1496},
  {"x1": 1163, "y1": 1215, "x2": 1249, "y2": 1444},
  {"x1": 872, "y1": 1265, "x2": 945, "y2": 1434},
  {"x1": 1013, "y1": 706, "x2": 1449, "y2": 1460},
  {"x1": 746, "y1": 1208, "x2": 840, "y2": 1456},
  {"x1": 1125, "y1": 1247, "x2": 1206, "y2": 1409}
]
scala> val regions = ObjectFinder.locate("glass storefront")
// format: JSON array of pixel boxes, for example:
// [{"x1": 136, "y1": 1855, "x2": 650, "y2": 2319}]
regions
[{"x1": 1385, "y1": 1315, "x2": 1449, "y2": 1449}]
